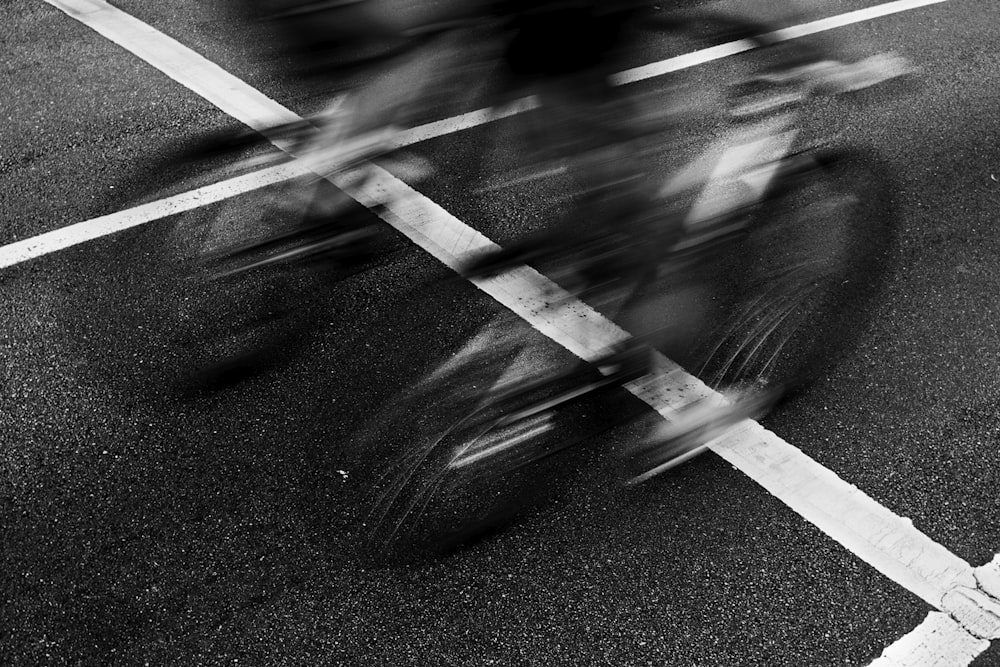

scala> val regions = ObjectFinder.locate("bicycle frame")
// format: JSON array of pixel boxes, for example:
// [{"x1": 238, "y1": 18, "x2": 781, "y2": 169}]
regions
[{"x1": 427, "y1": 45, "x2": 844, "y2": 429}]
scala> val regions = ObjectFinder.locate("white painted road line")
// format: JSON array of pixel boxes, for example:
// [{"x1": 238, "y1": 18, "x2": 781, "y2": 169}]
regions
[
  {"x1": 613, "y1": 0, "x2": 949, "y2": 85},
  {"x1": 4, "y1": 0, "x2": 947, "y2": 267},
  {"x1": 0, "y1": 162, "x2": 309, "y2": 269},
  {"x1": 400, "y1": 0, "x2": 953, "y2": 141},
  {"x1": 869, "y1": 612, "x2": 990, "y2": 667},
  {"x1": 35, "y1": 0, "x2": 994, "y2": 664},
  {"x1": 46, "y1": 0, "x2": 299, "y2": 137}
]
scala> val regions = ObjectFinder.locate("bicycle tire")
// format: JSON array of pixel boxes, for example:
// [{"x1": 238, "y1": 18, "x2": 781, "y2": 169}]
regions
[
  {"x1": 122, "y1": 126, "x2": 386, "y2": 391},
  {"x1": 673, "y1": 147, "x2": 898, "y2": 394}
]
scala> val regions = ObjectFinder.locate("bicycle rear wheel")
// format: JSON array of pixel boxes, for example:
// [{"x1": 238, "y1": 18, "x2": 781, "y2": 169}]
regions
[
  {"x1": 678, "y1": 148, "x2": 897, "y2": 393},
  {"x1": 126, "y1": 126, "x2": 386, "y2": 390}
]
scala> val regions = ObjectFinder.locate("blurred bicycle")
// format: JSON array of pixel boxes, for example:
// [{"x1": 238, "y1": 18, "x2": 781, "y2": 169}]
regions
[
  {"x1": 354, "y1": 5, "x2": 909, "y2": 561},
  {"x1": 127, "y1": 1, "x2": 911, "y2": 560}
]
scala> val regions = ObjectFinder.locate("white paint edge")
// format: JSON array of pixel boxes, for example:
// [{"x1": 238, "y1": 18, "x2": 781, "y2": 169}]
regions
[
  {"x1": 976, "y1": 554, "x2": 1000, "y2": 599},
  {"x1": 868, "y1": 612, "x2": 989, "y2": 667}
]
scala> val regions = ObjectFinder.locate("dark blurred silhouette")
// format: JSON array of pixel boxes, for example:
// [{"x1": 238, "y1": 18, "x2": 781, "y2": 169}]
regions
[{"x1": 183, "y1": 1, "x2": 909, "y2": 472}]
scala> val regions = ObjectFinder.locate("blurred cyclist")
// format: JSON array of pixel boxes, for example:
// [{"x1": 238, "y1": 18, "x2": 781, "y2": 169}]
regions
[{"x1": 224, "y1": 0, "x2": 907, "y2": 467}]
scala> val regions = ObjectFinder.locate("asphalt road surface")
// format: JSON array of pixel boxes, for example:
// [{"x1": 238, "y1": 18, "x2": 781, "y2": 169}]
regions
[{"x1": 4, "y1": 0, "x2": 1000, "y2": 665}]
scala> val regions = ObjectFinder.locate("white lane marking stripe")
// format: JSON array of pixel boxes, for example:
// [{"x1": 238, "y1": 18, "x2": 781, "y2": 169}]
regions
[
  {"x1": 868, "y1": 612, "x2": 989, "y2": 667},
  {"x1": 4, "y1": 0, "x2": 946, "y2": 268},
  {"x1": 613, "y1": 0, "x2": 949, "y2": 85},
  {"x1": 40, "y1": 0, "x2": 993, "y2": 664},
  {"x1": 0, "y1": 162, "x2": 309, "y2": 269},
  {"x1": 393, "y1": 96, "x2": 540, "y2": 147},
  {"x1": 870, "y1": 555, "x2": 1000, "y2": 664},
  {"x1": 45, "y1": 0, "x2": 299, "y2": 135}
]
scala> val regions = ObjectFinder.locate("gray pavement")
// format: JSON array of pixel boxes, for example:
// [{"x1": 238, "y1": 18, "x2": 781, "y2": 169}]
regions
[{"x1": 3, "y1": 0, "x2": 1000, "y2": 665}]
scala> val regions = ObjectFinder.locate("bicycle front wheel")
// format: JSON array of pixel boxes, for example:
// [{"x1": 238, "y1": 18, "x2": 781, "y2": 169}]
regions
[{"x1": 681, "y1": 148, "x2": 898, "y2": 393}]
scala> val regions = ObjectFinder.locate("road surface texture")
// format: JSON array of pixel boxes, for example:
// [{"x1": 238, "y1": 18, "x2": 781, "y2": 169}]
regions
[{"x1": 3, "y1": 0, "x2": 1000, "y2": 665}]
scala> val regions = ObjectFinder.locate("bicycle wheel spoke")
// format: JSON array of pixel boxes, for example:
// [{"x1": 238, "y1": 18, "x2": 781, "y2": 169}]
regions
[
  {"x1": 378, "y1": 469, "x2": 451, "y2": 548},
  {"x1": 702, "y1": 277, "x2": 819, "y2": 385},
  {"x1": 449, "y1": 413, "x2": 555, "y2": 470},
  {"x1": 729, "y1": 294, "x2": 812, "y2": 383},
  {"x1": 727, "y1": 282, "x2": 820, "y2": 380}
]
